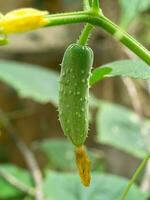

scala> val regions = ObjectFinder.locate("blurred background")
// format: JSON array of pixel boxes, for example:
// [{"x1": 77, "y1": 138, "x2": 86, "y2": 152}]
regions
[{"x1": 0, "y1": 1, "x2": 150, "y2": 200}]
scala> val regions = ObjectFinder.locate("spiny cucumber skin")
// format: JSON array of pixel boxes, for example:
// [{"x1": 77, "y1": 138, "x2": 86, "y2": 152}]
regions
[{"x1": 58, "y1": 43, "x2": 93, "y2": 146}]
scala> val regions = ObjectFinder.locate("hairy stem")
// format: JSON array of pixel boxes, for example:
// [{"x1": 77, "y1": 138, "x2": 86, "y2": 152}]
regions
[
  {"x1": 92, "y1": 0, "x2": 100, "y2": 13},
  {"x1": 45, "y1": 12, "x2": 150, "y2": 65},
  {"x1": 94, "y1": 15, "x2": 150, "y2": 65},
  {"x1": 78, "y1": 23, "x2": 93, "y2": 46},
  {"x1": 83, "y1": 0, "x2": 91, "y2": 10},
  {"x1": 49, "y1": 11, "x2": 89, "y2": 18}
]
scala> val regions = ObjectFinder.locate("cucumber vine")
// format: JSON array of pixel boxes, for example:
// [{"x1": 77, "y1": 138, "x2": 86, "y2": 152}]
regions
[
  {"x1": 44, "y1": 2, "x2": 150, "y2": 65},
  {"x1": 0, "y1": 0, "x2": 150, "y2": 199}
]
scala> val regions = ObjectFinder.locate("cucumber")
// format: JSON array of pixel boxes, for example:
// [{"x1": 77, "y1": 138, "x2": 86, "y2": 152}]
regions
[{"x1": 58, "y1": 43, "x2": 93, "y2": 146}]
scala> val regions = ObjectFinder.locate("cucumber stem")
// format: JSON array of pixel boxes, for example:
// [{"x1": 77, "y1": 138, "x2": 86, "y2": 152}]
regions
[
  {"x1": 77, "y1": 23, "x2": 93, "y2": 46},
  {"x1": 83, "y1": 0, "x2": 91, "y2": 10},
  {"x1": 92, "y1": 0, "x2": 100, "y2": 14}
]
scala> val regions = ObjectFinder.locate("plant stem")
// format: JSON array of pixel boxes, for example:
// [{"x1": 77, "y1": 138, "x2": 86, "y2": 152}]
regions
[
  {"x1": 49, "y1": 11, "x2": 89, "y2": 18},
  {"x1": 0, "y1": 170, "x2": 35, "y2": 196},
  {"x1": 92, "y1": 0, "x2": 100, "y2": 13},
  {"x1": 120, "y1": 152, "x2": 150, "y2": 200},
  {"x1": 94, "y1": 15, "x2": 150, "y2": 66},
  {"x1": 45, "y1": 12, "x2": 150, "y2": 65},
  {"x1": 78, "y1": 23, "x2": 93, "y2": 46},
  {"x1": 83, "y1": 0, "x2": 91, "y2": 10}
]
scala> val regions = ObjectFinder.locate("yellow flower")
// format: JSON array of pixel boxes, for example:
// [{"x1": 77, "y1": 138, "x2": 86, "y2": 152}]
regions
[{"x1": 0, "y1": 8, "x2": 49, "y2": 34}]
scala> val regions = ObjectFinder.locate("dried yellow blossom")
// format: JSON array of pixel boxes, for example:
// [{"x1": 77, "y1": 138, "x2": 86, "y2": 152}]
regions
[
  {"x1": 0, "y1": 8, "x2": 49, "y2": 34},
  {"x1": 75, "y1": 145, "x2": 91, "y2": 187}
]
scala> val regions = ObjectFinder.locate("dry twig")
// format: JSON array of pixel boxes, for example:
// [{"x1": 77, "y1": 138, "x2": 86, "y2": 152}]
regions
[
  {"x1": 0, "y1": 170, "x2": 35, "y2": 196},
  {"x1": 0, "y1": 110, "x2": 44, "y2": 200},
  {"x1": 122, "y1": 73, "x2": 150, "y2": 192}
]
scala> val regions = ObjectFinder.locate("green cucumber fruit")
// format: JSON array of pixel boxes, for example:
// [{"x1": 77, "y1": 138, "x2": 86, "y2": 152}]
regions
[{"x1": 58, "y1": 43, "x2": 93, "y2": 146}]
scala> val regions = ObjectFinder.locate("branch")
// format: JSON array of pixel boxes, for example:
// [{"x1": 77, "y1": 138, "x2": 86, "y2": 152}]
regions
[
  {"x1": 122, "y1": 77, "x2": 143, "y2": 116},
  {"x1": 92, "y1": 0, "x2": 100, "y2": 13},
  {"x1": 83, "y1": 0, "x2": 91, "y2": 10},
  {"x1": 0, "y1": 170, "x2": 35, "y2": 196},
  {"x1": 120, "y1": 152, "x2": 150, "y2": 200},
  {"x1": 44, "y1": 11, "x2": 150, "y2": 65},
  {"x1": 0, "y1": 110, "x2": 44, "y2": 200}
]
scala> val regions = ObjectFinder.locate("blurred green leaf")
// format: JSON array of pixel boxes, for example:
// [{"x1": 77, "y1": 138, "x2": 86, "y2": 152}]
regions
[
  {"x1": 36, "y1": 138, "x2": 104, "y2": 171},
  {"x1": 0, "y1": 164, "x2": 33, "y2": 199},
  {"x1": 37, "y1": 139, "x2": 75, "y2": 170},
  {"x1": 96, "y1": 102, "x2": 150, "y2": 158},
  {"x1": 90, "y1": 60, "x2": 150, "y2": 86},
  {"x1": 43, "y1": 172, "x2": 147, "y2": 200},
  {"x1": 0, "y1": 60, "x2": 59, "y2": 105},
  {"x1": 119, "y1": 0, "x2": 150, "y2": 28}
]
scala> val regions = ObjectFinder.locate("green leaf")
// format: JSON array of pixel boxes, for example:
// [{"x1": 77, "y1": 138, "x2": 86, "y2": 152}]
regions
[
  {"x1": 90, "y1": 60, "x2": 150, "y2": 86},
  {"x1": 119, "y1": 0, "x2": 150, "y2": 28},
  {"x1": 89, "y1": 67, "x2": 111, "y2": 86},
  {"x1": 0, "y1": 164, "x2": 33, "y2": 199},
  {"x1": 0, "y1": 60, "x2": 59, "y2": 105},
  {"x1": 96, "y1": 102, "x2": 150, "y2": 158},
  {"x1": 36, "y1": 138, "x2": 104, "y2": 171},
  {"x1": 43, "y1": 172, "x2": 147, "y2": 200},
  {"x1": 140, "y1": 0, "x2": 150, "y2": 10},
  {"x1": 37, "y1": 139, "x2": 75, "y2": 170}
]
